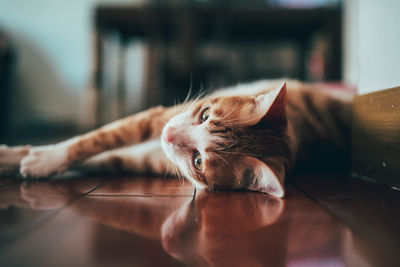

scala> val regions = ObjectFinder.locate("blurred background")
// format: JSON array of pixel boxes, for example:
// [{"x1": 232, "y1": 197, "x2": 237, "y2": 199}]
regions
[{"x1": 0, "y1": 0, "x2": 399, "y2": 144}]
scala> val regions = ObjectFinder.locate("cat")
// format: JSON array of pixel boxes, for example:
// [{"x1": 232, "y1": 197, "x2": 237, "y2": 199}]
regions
[{"x1": 0, "y1": 80, "x2": 353, "y2": 198}]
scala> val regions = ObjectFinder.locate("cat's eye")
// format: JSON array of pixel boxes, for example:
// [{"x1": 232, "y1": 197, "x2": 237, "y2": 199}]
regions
[
  {"x1": 193, "y1": 152, "x2": 202, "y2": 170},
  {"x1": 200, "y1": 108, "x2": 210, "y2": 123}
]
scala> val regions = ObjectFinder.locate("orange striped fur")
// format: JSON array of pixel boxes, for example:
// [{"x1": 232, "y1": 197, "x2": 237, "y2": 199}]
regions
[{"x1": 0, "y1": 80, "x2": 352, "y2": 198}]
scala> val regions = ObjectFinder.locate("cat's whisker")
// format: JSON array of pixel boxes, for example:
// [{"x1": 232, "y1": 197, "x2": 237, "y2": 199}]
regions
[
  {"x1": 165, "y1": 160, "x2": 174, "y2": 176},
  {"x1": 223, "y1": 114, "x2": 256, "y2": 123},
  {"x1": 167, "y1": 161, "x2": 181, "y2": 178},
  {"x1": 212, "y1": 142, "x2": 237, "y2": 152},
  {"x1": 209, "y1": 151, "x2": 229, "y2": 165},
  {"x1": 170, "y1": 162, "x2": 185, "y2": 182},
  {"x1": 224, "y1": 117, "x2": 259, "y2": 125},
  {"x1": 165, "y1": 162, "x2": 184, "y2": 186},
  {"x1": 218, "y1": 108, "x2": 236, "y2": 121},
  {"x1": 220, "y1": 150, "x2": 266, "y2": 158},
  {"x1": 217, "y1": 113, "x2": 251, "y2": 124},
  {"x1": 180, "y1": 99, "x2": 195, "y2": 113},
  {"x1": 183, "y1": 76, "x2": 194, "y2": 105}
]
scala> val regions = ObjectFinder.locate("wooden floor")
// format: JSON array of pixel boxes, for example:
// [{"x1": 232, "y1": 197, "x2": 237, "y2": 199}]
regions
[{"x1": 0, "y1": 172, "x2": 399, "y2": 267}]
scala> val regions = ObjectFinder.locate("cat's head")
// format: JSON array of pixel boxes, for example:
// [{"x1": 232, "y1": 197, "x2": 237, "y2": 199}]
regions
[{"x1": 161, "y1": 83, "x2": 289, "y2": 198}]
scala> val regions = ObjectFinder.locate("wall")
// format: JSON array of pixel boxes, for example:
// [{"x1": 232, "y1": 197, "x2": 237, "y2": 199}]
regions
[
  {"x1": 4, "y1": 0, "x2": 399, "y2": 129},
  {"x1": 344, "y1": 0, "x2": 400, "y2": 94},
  {"x1": 0, "y1": 0, "x2": 137, "y2": 129},
  {"x1": 342, "y1": 0, "x2": 358, "y2": 87}
]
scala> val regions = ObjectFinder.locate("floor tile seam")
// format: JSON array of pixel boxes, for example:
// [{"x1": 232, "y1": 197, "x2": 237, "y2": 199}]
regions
[
  {"x1": 0, "y1": 182, "x2": 104, "y2": 249},
  {"x1": 80, "y1": 183, "x2": 104, "y2": 196},
  {"x1": 87, "y1": 194, "x2": 195, "y2": 198},
  {"x1": 289, "y1": 182, "x2": 382, "y2": 242}
]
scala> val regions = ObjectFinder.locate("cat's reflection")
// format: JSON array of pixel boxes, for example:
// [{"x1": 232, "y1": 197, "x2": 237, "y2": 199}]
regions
[
  {"x1": 161, "y1": 191, "x2": 285, "y2": 266},
  {"x1": 1, "y1": 178, "x2": 392, "y2": 266},
  {"x1": 1, "y1": 178, "x2": 285, "y2": 265}
]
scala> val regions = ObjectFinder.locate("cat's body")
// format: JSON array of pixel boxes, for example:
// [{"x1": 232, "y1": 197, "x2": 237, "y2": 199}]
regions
[{"x1": 0, "y1": 80, "x2": 352, "y2": 198}]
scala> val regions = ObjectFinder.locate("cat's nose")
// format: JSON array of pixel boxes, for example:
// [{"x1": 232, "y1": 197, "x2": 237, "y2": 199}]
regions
[{"x1": 163, "y1": 126, "x2": 176, "y2": 144}]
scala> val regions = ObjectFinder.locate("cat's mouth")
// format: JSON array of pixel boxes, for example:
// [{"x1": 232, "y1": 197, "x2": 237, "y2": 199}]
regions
[{"x1": 160, "y1": 135, "x2": 207, "y2": 190}]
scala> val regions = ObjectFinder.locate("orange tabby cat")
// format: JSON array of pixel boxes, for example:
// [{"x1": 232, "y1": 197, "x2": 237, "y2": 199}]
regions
[{"x1": 0, "y1": 80, "x2": 352, "y2": 198}]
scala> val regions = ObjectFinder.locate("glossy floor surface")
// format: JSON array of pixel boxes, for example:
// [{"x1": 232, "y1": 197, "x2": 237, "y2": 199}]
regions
[{"x1": 0, "y1": 173, "x2": 399, "y2": 267}]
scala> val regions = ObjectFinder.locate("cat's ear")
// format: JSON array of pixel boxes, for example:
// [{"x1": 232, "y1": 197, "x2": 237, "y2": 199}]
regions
[
  {"x1": 239, "y1": 156, "x2": 285, "y2": 198},
  {"x1": 252, "y1": 82, "x2": 287, "y2": 125}
]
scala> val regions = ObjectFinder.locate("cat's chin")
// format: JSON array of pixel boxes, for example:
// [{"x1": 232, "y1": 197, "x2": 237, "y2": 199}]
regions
[
  {"x1": 160, "y1": 138, "x2": 177, "y2": 163},
  {"x1": 160, "y1": 137, "x2": 201, "y2": 188},
  {"x1": 186, "y1": 180, "x2": 206, "y2": 191}
]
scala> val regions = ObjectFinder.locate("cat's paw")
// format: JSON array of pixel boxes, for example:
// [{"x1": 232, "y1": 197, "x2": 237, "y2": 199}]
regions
[
  {"x1": 0, "y1": 145, "x2": 30, "y2": 177},
  {"x1": 20, "y1": 145, "x2": 69, "y2": 178}
]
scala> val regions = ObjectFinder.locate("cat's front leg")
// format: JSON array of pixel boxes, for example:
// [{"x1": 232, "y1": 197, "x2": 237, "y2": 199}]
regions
[
  {"x1": 19, "y1": 105, "x2": 182, "y2": 178},
  {"x1": 76, "y1": 140, "x2": 172, "y2": 176}
]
